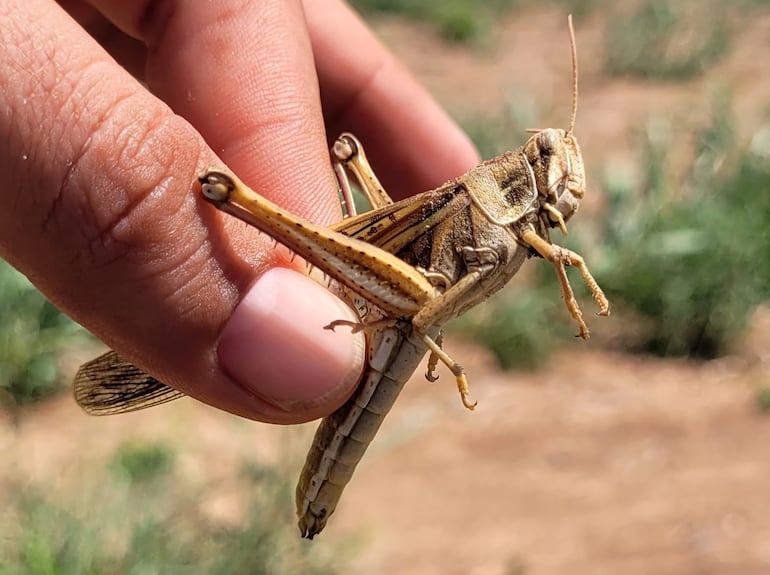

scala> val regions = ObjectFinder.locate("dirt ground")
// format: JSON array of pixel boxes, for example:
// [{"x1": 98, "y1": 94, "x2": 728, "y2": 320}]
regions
[
  {"x1": 5, "y1": 334, "x2": 770, "y2": 574},
  {"x1": 3, "y1": 6, "x2": 770, "y2": 575},
  {"x1": 330, "y1": 344, "x2": 770, "y2": 574}
]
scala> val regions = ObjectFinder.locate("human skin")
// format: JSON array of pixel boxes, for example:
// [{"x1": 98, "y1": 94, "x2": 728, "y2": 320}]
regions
[{"x1": 0, "y1": 0, "x2": 479, "y2": 424}]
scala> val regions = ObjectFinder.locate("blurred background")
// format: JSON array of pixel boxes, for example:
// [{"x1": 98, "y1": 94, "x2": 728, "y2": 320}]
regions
[{"x1": 2, "y1": 1, "x2": 770, "y2": 573}]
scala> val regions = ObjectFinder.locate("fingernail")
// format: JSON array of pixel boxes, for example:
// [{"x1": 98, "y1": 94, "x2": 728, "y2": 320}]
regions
[{"x1": 218, "y1": 268, "x2": 365, "y2": 411}]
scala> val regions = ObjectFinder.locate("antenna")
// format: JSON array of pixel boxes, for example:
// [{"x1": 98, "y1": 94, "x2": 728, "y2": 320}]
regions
[{"x1": 567, "y1": 14, "x2": 578, "y2": 135}]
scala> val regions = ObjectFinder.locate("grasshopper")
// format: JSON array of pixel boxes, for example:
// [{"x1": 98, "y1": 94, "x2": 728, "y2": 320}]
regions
[{"x1": 74, "y1": 16, "x2": 608, "y2": 538}]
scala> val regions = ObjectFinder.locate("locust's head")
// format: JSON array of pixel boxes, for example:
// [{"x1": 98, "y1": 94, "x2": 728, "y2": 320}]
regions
[
  {"x1": 523, "y1": 128, "x2": 585, "y2": 235},
  {"x1": 522, "y1": 15, "x2": 585, "y2": 236}
]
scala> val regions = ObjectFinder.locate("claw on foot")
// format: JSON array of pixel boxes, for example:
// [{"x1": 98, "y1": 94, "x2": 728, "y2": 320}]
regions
[
  {"x1": 420, "y1": 333, "x2": 477, "y2": 410},
  {"x1": 457, "y1": 372, "x2": 477, "y2": 410},
  {"x1": 324, "y1": 319, "x2": 364, "y2": 334},
  {"x1": 520, "y1": 227, "x2": 610, "y2": 339},
  {"x1": 325, "y1": 317, "x2": 400, "y2": 335},
  {"x1": 424, "y1": 331, "x2": 443, "y2": 383}
]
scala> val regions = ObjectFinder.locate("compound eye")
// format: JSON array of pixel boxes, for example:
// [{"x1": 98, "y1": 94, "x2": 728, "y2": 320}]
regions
[{"x1": 538, "y1": 129, "x2": 559, "y2": 149}]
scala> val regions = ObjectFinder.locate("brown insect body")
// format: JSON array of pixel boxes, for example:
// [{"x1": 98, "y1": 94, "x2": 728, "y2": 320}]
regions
[{"x1": 293, "y1": 126, "x2": 590, "y2": 537}]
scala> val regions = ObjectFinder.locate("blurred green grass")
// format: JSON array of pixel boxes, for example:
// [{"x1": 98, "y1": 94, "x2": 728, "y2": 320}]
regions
[
  {"x1": 349, "y1": 0, "x2": 765, "y2": 82},
  {"x1": 596, "y1": 91, "x2": 770, "y2": 357},
  {"x1": 347, "y1": 0, "x2": 599, "y2": 45},
  {"x1": 0, "y1": 441, "x2": 347, "y2": 575},
  {"x1": 0, "y1": 261, "x2": 90, "y2": 408},
  {"x1": 605, "y1": 0, "x2": 730, "y2": 79},
  {"x1": 755, "y1": 387, "x2": 770, "y2": 414},
  {"x1": 349, "y1": 0, "x2": 516, "y2": 43},
  {"x1": 457, "y1": 86, "x2": 770, "y2": 367},
  {"x1": 0, "y1": 266, "x2": 349, "y2": 572}
]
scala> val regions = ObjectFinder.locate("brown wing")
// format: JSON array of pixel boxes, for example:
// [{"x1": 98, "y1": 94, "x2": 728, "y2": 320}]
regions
[
  {"x1": 73, "y1": 351, "x2": 184, "y2": 415},
  {"x1": 331, "y1": 183, "x2": 470, "y2": 253}
]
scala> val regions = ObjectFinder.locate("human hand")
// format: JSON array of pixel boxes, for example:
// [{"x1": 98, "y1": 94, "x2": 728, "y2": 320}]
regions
[{"x1": 0, "y1": 0, "x2": 479, "y2": 423}]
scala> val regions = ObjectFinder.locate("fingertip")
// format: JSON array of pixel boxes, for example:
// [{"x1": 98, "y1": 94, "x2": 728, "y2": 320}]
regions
[{"x1": 217, "y1": 268, "x2": 365, "y2": 415}]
